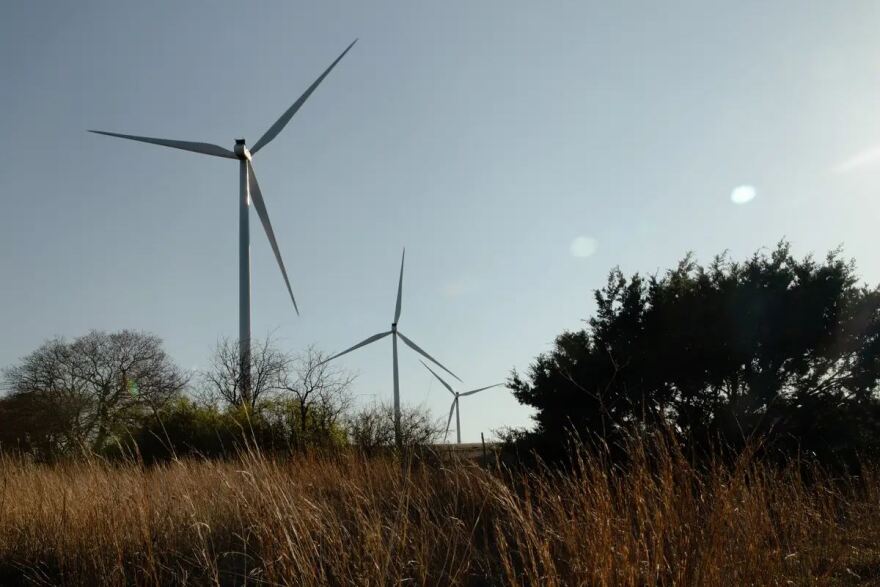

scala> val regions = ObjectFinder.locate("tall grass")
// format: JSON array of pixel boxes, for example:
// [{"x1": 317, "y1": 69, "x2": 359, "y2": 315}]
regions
[{"x1": 0, "y1": 436, "x2": 878, "y2": 585}]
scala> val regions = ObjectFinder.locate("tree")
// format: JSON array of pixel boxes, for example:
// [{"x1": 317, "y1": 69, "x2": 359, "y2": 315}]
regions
[
  {"x1": 1, "y1": 330, "x2": 187, "y2": 457},
  {"x1": 509, "y1": 242, "x2": 880, "y2": 466},
  {"x1": 278, "y1": 345, "x2": 355, "y2": 447},
  {"x1": 195, "y1": 341, "x2": 354, "y2": 453},
  {"x1": 202, "y1": 335, "x2": 286, "y2": 410}
]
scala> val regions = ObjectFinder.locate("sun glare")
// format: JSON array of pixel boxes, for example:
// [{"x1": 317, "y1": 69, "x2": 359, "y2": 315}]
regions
[{"x1": 730, "y1": 185, "x2": 757, "y2": 205}]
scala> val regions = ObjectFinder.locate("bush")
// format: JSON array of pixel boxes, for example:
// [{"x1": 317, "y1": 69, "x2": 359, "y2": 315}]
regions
[
  {"x1": 109, "y1": 397, "x2": 349, "y2": 463},
  {"x1": 509, "y1": 242, "x2": 880, "y2": 468},
  {"x1": 346, "y1": 402, "x2": 441, "y2": 455}
]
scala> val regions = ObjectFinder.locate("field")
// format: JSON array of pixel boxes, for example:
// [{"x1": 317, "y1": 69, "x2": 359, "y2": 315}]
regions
[{"x1": 1, "y1": 440, "x2": 879, "y2": 586}]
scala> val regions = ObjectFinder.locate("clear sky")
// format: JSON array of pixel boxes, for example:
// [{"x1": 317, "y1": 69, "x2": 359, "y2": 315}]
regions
[{"x1": 2, "y1": 2, "x2": 880, "y2": 441}]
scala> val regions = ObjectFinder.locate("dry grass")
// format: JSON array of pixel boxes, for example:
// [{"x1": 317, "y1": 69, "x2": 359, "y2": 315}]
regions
[{"x1": 0, "y1": 438, "x2": 878, "y2": 586}]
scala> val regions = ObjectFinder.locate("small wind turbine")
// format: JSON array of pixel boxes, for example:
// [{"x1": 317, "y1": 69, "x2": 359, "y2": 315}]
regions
[
  {"x1": 421, "y1": 360, "x2": 503, "y2": 444},
  {"x1": 89, "y1": 40, "x2": 357, "y2": 401},
  {"x1": 323, "y1": 249, "x2": 460, "y2": 447}
]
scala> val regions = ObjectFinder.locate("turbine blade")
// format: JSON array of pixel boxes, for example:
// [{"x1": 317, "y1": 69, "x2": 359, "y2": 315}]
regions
[
  {"x1": 394, "y1": 248, "x2": 405, "y2": 323},
  {"x1": 250, "y1": 39, "x2": 358, "y2": 154},
  {"x1": 419, "y1": 360, "x2": 454, "y2": 395},
  {"x1": 444, "y1": 399, "x2": 457, "y2": 442},
  {"x1": 459, "y1": 383, "x2": 505, "y2": 397},
  {"x1": 247, "y1": 161, "x2": 299, "y2": 315},
  {"x1": 324, "y1": 331, "x2": 391, "y2": 364},
  {"x1": 397, "y1": 331, "x2": 461, "y2": 382},
  {"x1": 88, "y1": 130, "x2": 236, "y2": 158}
]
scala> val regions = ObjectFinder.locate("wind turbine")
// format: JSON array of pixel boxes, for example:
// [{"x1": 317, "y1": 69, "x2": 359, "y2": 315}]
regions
[
  {"x1": 323, "y1": 249, "x2": 460, "y2": 447},
  {"x1": 89, "y1": 40, "x2": 357, "y2": 401},
  {"x1": 421, "y1": 360, "x2": 503, "y2": 444}
]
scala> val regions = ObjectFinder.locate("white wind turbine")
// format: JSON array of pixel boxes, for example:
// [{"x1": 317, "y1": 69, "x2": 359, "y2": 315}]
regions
[
  {"x1": 323, "y1": 249, "x2": 460, "y2": 447},
  {"x1": 89, "y1": 40, "x2": 356, "y2": 400},
  {"x1": 420, "y1": 361, "x2": 503, "y2": 444}
]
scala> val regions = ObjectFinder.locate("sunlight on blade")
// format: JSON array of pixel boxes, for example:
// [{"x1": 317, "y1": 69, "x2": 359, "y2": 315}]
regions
[
  {"x1": 460, "y1": 383, "x2": 504, "y2": 397},
  {"x1": 323, "y1": 331, "x2": 392, "y2": 364},
  {"x1": 247, "y1": 161, "x2": 299, "y2": 315},
  {"x1": 250, "y1": 39, "x2": 358, "y2": 155},
  {"x1": 88, "y1": 131, "x2": 236, "y2": 158},
  {"x1": 394, "y1": 248, "x2": 405, "y2": 323},
  {"x1": 397, "y1": 331, "x2": 461, "y2": 382},
  {"x1": 444, "y1": 399, "x2": 457, "y2": 442}
]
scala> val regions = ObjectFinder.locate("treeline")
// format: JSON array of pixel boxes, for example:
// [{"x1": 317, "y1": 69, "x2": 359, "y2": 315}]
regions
[
  {"x1": 508, "y1": 241, "x2": 880, "y2": 471},
  {"x1": 0, "y1": 334, "x2": 439, "y2": 462},
  {"x1": 5, "y1": 241, "x2": 880, "y2": 471}
]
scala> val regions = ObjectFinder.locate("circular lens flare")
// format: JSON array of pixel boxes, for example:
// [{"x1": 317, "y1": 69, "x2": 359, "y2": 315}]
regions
[
  {"x1": 570, "y1": 236, "x2": 598, "y2": 258},
  {"x1": 731, "y1": 185, "x2": 757, "y2": 205}
]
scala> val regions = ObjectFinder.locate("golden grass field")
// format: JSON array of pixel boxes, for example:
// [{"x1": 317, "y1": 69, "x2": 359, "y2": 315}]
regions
[{"x1": 1, "y1": 439, "x2": 879, "y2": 586}]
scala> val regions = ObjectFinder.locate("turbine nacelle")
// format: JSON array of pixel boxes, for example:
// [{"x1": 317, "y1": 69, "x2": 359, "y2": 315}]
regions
[{"x1": 233, "y1": 139, "x2": 251, "y2": 161}]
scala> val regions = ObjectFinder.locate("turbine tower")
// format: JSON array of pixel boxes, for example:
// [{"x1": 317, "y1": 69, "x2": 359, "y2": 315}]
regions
[
  {"x1": 90, "y1": 40, "x2": 356, "y2": 401},
  {"x1": 421, "y1": 360, "x2": 503, "y2": 444},
  {"x1": 323, "y1": 249, "x2": 460, "y2": 447}
]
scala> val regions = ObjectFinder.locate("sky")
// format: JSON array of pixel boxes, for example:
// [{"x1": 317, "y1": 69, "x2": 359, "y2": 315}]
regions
[{"x1": 2, "y1": 1, "x2": 880, "y2": 442}]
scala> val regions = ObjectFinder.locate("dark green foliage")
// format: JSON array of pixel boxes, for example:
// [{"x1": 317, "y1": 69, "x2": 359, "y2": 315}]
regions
[
  {"x1": 509, "y1": 242, "x2": 880, "y2": 468},
  {"x1": 109, "y1": 397, "x2": 348, "y2": 463},
  {"x1": 0, "y1": 390, "x2": 79, "y2": 461},
  {"x1": 117, "y1": 397, "x2": 233, "y2": 461}
]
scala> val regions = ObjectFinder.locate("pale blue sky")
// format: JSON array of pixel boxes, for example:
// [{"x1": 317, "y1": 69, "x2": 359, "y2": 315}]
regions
[{"x1": 2, "y1": 2, "x2": 880, "y2": 441}]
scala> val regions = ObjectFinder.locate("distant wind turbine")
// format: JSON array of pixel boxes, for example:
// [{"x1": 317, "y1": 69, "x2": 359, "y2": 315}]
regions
[
  {"x1": 421, "y1": 361, "x2": 503, "y2": 444},
  {"x1": 89, "y1": 40, "x2": 357, "y2": 401},
  {"x1": 323, "y1": 249, "x2": 460, "y2": 447}
]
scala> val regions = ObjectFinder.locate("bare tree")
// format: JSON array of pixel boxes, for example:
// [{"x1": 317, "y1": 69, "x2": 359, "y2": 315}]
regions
[
  {"x1": 202, "y1": 335, "x2": 286, "y2": 410},
  {"x1": 278, "y1": 345, "x2": 355, "y2": 445},
  {"x1": 2, "y1": 330, "x2": 187, "y2": 455}
]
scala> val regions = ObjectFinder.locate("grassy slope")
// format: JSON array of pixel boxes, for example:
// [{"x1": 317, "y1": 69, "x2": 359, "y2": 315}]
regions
[{"x1": 0, "y1": 441, "x2": 878, "y2": 586}]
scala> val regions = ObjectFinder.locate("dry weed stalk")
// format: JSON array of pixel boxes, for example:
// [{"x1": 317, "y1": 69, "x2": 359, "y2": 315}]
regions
[{"x1": 0, "y1": 436, "x2": 877, "y2": 585}]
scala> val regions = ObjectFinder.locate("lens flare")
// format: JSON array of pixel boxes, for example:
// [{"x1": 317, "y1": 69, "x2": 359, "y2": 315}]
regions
[
  {"x1": 731, "y1": 185, "x2": 757, "y2": 205},
  {"x1": 570, "y1": 236, "x2": 598, "y2": 258}
]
